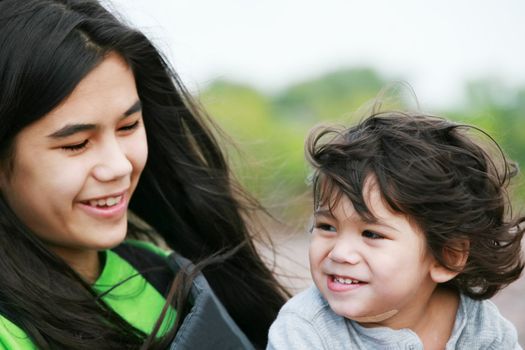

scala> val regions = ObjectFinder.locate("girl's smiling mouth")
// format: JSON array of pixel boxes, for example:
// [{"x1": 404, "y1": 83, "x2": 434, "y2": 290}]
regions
[
  {"x1": 78, "y1": 191, "x2": 128, "y2": 218},
  {"x1": 86, "y1": 195, "x2": 123, "y2": 208}
]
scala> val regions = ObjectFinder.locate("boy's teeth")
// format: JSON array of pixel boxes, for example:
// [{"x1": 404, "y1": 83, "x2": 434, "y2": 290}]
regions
[
  {"x1": 334, "y1": 276, "x2": 360, "y2": 284},
  {"x1": 88, "y1": 195, "x2": 122, "y2": 208}
]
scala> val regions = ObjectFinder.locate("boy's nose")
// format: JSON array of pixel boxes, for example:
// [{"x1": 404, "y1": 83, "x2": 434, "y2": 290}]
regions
[{"x1": 328, "y1": 238, "x2": 362, "y2": 265}]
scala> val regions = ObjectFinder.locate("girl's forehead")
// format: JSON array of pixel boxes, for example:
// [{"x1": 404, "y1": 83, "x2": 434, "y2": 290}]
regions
[
  {"x1": 20, "y1": 54, "x2": 137, "y2": 134},
  {"x1": 50, "y1": 55, "x2": 135, "y2": 114}
]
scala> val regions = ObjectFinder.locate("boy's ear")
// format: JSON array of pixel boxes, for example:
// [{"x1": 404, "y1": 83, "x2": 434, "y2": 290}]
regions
[{"x1": 429, "y1": 240, "x2": 469, "y2": 283}]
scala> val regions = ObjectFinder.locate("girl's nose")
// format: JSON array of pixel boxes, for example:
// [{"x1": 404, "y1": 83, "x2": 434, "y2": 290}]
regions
[{"x1": 92, "y1": 139, "x2": 132, "y2": 182}]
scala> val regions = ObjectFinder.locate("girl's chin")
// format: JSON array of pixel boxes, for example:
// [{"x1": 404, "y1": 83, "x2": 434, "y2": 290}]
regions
[{"x1": 96, "y1": 232, "x2": 128, "y2": 249}]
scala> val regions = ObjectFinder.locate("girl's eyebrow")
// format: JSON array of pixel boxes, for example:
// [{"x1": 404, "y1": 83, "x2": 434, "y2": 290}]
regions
[
  {"x1": 47, "y1": 123, "x2": 98, "y2": 139},
  {"x1": 122, "y1": 100, "x2": 142, "y2": 117},
  {"x1": 46, "y1": 100, "x2": 142, "y2": 139}
]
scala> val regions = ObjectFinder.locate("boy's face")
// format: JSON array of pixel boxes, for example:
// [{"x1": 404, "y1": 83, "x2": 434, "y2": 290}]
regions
[{"x1": 309, "y1": 177, "x2": 438, "y2": 327}]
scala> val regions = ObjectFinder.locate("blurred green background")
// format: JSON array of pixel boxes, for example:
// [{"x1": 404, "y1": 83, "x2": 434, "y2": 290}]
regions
[
  {"x1": 110, "y1": 0, "x2": 525, "y2": 220},
  {"x1": 199, "y1": 68, "x2": 525, "y2": 218}
]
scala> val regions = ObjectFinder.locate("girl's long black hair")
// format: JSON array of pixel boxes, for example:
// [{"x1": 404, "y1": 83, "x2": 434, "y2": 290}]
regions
[{"x1": 0, "y1": 0, "x2": 288, "y2": 348}]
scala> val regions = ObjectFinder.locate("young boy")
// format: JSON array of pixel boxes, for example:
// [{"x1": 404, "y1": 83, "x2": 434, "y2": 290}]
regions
[{"x1": 268, "y1": 112, "x2": 523, "y2": 349}]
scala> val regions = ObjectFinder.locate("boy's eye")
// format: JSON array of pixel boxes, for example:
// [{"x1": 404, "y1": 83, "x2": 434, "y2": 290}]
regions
[
  {"x1": 315, "y1": 223, "x2": 336, "y2": 232},
  {"x1": 118, "y1": 120, "x2": 139, "y2": 132},
  {"x1": 362, "y1": 230, "x2": 384, "y2": 239},
  {"x1": 61, "y1": 139, "x2": 88, "y2": 152}
]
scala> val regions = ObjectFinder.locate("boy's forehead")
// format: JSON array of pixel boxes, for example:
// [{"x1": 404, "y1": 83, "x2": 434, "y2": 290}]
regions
[
  {"x1": 315, "y1": 176, "x2": 414, "y2": 230},
  {"x1": 317, "y1": 176, "x2": 383, "y2": 214}
]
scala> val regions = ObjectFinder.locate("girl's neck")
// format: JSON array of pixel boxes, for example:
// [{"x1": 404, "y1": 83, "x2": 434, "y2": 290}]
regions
[{"x1": 49, "y1": 246, "x2": 102, "y2": 283}]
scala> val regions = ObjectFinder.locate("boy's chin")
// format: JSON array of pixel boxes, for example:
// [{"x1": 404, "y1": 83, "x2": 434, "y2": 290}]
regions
[{"x1": 349, "y1": 309, "x2": 399, "y2": 324}]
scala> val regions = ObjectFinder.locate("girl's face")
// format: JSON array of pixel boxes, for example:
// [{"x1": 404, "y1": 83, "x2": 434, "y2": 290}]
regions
[
  {"x1": 0, "y1": 53, "x2": 148, "y2": 267},
  {"x1": 309, "y1": 177, "x2": 440, "y2": 328}
]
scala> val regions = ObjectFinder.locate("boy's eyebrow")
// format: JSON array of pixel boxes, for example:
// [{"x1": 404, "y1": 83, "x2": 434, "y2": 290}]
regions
[
  {"x1": 315, "y1": 208, "x2": 402, "y2": 233},
  {"x1": 47, "y1": 100, "x2": 142, "y2": 139},
  {"x1": 372, "y1": 219, "x2": 401, "y2": 233},
  {"x1": 314, "y1": 209, "x2": 334, "y2": 218}
]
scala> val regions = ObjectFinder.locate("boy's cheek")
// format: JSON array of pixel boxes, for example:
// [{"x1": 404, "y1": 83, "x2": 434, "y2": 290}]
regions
[
  {"x1": 309, "y1": 232, "x2": 334, "y2": 248},
  {"x1": 309, "y1": 240, "x2": 333, "y2": 274}
]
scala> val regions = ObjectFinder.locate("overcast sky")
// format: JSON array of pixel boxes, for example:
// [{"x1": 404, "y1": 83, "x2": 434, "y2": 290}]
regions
[{"x1": 109, "y1": 0, "x2": 525, "y2": 108}]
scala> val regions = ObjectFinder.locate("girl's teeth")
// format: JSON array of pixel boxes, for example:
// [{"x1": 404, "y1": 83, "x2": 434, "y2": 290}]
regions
[{"x1": 88, "y1": 195, "x2": 122, "y2": 208}]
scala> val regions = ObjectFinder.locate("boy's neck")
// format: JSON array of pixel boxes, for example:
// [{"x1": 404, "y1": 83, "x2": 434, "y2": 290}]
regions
[
  {"x1": 413, "y1": 286, "x2": 460, "y2": 349},
  {"x1": 358, "y1": 286, "x2": 460, "y2": 348}
]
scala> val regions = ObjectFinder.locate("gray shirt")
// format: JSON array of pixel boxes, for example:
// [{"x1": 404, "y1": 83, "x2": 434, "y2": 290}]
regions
[{"x1": 268, "y1": 286, "x2": 522, "y2": 349}]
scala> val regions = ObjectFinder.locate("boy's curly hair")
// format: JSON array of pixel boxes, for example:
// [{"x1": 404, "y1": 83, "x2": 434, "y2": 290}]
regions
[{"x1": 306, "y1": 111, "x2": 524, "y2": 299}]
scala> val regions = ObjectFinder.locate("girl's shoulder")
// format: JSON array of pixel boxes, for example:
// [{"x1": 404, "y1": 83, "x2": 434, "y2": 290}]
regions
[
  {"x1": 120, "y1": 239, "x2": 172, "y2": 257},
  {"x1": 0, "y1": 242, "x2": 175, "y2": 350},
  {"x1": 450, "y1": 294, "x2": 520, "y2": 348},
  {"x1": 0, "y1": 314, "x2": 38, "y2": 349}
]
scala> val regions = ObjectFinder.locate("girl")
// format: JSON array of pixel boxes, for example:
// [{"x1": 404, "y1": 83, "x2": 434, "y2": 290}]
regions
[
  {"x1": 0, "y1": 0, "x2": 288, "y2": 349},
  {"x1": 268, "y1": 112, "x2": 524, "y2": 349}
]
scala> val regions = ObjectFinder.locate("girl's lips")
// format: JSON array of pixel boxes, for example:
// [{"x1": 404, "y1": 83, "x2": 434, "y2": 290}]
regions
[
  {"x1": 77, "y1": 192, "x2": 128, "y2": 219},
  {"x1": 327, "y1": 275, "x2": 367, "y2": 292}
]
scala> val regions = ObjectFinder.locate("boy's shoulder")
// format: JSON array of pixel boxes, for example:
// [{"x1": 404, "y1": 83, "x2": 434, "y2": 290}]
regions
[
  {"x1": 278, "y1": 285, "x2": 347, "y2": 329},
  {"x1": 279, "y1": 285, "x2": 331, "y2": 318},
  {"x1": 268, "y1": 286, "x2": 354, "y2": 349},
  {"x1": 451, "y1": 294, "x2": 521, "y2": 349}
]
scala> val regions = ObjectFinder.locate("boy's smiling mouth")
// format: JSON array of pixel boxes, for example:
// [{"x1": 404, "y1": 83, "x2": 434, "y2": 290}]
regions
[
  {"x1": 333, "y1": 276, "x2": 361, "y2": 285},
  {"x1": 328, "y1": 274, "x2": 368, "y2": 292}
]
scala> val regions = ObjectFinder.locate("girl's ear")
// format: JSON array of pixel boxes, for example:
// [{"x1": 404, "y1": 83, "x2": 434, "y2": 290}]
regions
[
  {"x1": 0, "y1": 166, "x2": 6, "y2": 187},
  {"x1": 429, "y1": 240, "x2": 469, "y2": 283},
  {"x1": 0, "y1": 166, "x2": 9, "y2": 191}
]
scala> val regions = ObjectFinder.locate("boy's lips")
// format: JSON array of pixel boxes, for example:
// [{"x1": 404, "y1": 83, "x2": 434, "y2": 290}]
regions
[
  {"x1": 327, "y1": 274, "x2": 368, "y2": 292},
  {"x1": 332, "y1": 274, "x2": 364, "y2": 284}
]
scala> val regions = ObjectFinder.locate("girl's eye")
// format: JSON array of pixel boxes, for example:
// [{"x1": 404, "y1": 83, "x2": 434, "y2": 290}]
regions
[
  {"x1": 362, "y1": 230, "x2": 384, "y2": 239},
  {"x1": 118, "y1": 120, "x2": 139, "y2": 132},
  {"x1": 61, "y1": 139, "x2": 88, "y2": 152}
]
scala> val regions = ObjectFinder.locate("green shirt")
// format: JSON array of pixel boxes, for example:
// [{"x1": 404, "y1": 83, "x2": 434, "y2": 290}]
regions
[{"x1": 0, "y1": 241, "x2": 176, "y2": 349}]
